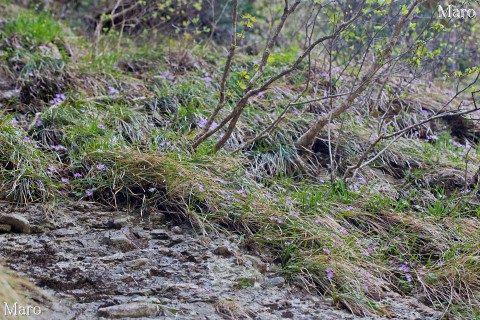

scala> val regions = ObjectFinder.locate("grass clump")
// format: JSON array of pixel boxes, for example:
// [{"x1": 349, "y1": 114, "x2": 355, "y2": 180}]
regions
[
  {"x1": 0, "y1": 115, "x2": 59, "y2": 203},
  {"x1": 0, "y1": 3, "x2": 479, "y2": 318},
  {"x1": 3, "y1": 11, "x2": 64, "y2": 45}
]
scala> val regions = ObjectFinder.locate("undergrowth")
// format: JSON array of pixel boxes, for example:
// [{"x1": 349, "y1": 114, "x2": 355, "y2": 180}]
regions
[{"x1": 0, "y1": 4, "x2": 479, "y2": 318}]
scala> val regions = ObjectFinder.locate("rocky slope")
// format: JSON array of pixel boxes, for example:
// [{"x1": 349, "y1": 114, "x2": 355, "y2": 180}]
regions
[{"x1": 0, "y1": 202, "x2": 442, "y2": 319}]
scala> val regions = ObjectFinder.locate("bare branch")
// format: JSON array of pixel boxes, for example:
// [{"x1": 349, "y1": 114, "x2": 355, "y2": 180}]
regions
[{"x1": 296, "y1": 0, "x2": 422, "y2": 150}]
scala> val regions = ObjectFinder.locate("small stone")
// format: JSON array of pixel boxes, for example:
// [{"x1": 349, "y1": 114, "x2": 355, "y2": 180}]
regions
[
  {"x1": 213, "y1": 245, "x2": 233, "y2": 257},
  {"x1": 171, "y1": 226, "x2": 183, "y2": 234},
  {"x1": 105, "y1": 231, "x2": 137, "y2": 252},
  {"x1": 132, "y1": 229, "x2": 151, "y2": 239},
  {"x1": 97, "y1": 303, "x2": 160, "y2": 318},
  {"x1": 244, "y1": 255, "x2": 267, "y2": 273},
  {"x1": 0, "y1": 224, "x2": 12, "y2": 233},
  {"x1": 149, "y1": 212, "x2": 166, "y2": 225},
  {"x1": 167, "y1": 235, "x2": 183, "y2": 247},
  {"x1": 150, "y1": 229, "x2": 170, "y2": 240},
  {"x1": 99, "y1": 253, "x2": 125, "y2": 261},
  {"x1": 261, "y1": 276, "x2": 285, "y2": 288},
  {"x1": 112, "y1": 217, "x2": 129, "y2": 229},
  {"x1": 126, "y1": 258, "x2": 149, "y2": 269},
  {"x1": 0, "y1": 214, "x2": 31, "y2": 233}
]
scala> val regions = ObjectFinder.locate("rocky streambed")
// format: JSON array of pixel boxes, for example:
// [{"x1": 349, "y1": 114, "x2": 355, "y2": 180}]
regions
[{"x1": 0, "y1": 202, "x2": 441, "y2": 319}]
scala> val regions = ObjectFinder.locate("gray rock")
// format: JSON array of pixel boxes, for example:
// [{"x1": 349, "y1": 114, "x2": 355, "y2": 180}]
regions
[
  {"x1": 213, "y1": 245, "x2": 233, "y2": 257},
  {"x1": 167, "y1": 235, "x2": 184, "y2": 247},
  {"x1": 112, "y1": 217, "x2": 129, "y2": 229},
  {"x1": 105, "y1": 231, "x2": 137, "y2": 252},
  {"x1": 126, "y1": 258, "x2": 149, "y2": 269},
  {"x1": 151, "y1": 229, "x2": 170, "y2": 240},
  {"x1": 99, "y1": 253, "x2": 125, "y2": 261},
  {"x1": 97, "y1": 303, "x2": 160, "y2": 318},
  {"x1": 132, "y1": 228, "x2": 152, "y2": 239},
  {"x1": 0, "y1": 214, "x2": 31, "y2": 233},
  {"x1": 0, "y1": 224, "x2": 12, "y2": 233},
  {"x1": 51, "y1": 227, "x2": 82, "y2": 237},
  {"x1": 171, "y1": 226, "x2": 183, "y2": 234},
  {"x1": 261, "y1": 276, "x2": 285, "y2": 288},
  {"x1": 243, "y1": 254, "x2": 267, "y2": 273}
]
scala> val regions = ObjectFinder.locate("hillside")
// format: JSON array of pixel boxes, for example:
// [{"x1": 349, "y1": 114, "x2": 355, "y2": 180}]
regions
[{"x1": 0, "y1": 1, "x2": 479, "y2": 319}]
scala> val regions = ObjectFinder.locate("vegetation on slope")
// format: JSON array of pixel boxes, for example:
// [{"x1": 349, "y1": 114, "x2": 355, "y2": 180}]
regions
[{"x1": 0, "y1": 0, "x2": 479, "y2": 317}]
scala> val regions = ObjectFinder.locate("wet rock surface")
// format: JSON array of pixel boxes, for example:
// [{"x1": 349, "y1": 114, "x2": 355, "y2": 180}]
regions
[{"x1": 0, "y1": 202, "x2": 442, "y2": 319}]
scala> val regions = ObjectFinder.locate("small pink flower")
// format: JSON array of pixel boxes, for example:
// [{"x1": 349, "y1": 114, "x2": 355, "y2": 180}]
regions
[
  {"x1": 236, "y1": 189, "x2": 247, "y2": 198},
  {"x1": 107, "y1": 86, "x2": 119, "y2": 95},
  {"x1": 289, "y1": 211, "x2": 299, "y2": 218},
  {"x1": 325, "y1": 268, "x2": 334, "y2": 280},
  {"x1": 405, "y1": 273, "x2": 413, "y2": 283}
]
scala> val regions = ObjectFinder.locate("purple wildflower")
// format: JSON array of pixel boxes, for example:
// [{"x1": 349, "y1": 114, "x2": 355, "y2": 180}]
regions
[
  {"x1": 11, "y1": 118, "x2": 18, "y2": 125},
  {"x1": 38, "y1": 45, "x2": 50, "y2": 51},
  {"x1": 23, "y1": 137, "x2": 32, "y2": 143},
  {"x1": 197, "y1": 119, "x2": 218, "y2": 130},
  {"x1": 399, "y1": 262, "x2": 410, "y2": 272},
  {"x1": 345, "y1": 206, "x2": 354, "y2": 211},
  {"x1": 325, "y1": 268, "x2": 334, "y2": 280},
  {"x1": 52, "y1": 145, "x2": 67, "y2": 151},
  {"x1": 322, "y1": 247, "x2": 331, "y2": 255},
  {"x1": 97, "y1": 123, "x2": 106, "y2": 129},
  {"x1": 50, "y1": 93, "x2": 66, "y2": 105},
  {"x1": 320, "y1": 71, "x2": 329, "y2": 78},
  {"x1": 332, "y1": 66, "x2": 341, "y2": 73},
  {"x1": 197, "y1": 119, "x2": 208, "y2": 128},
  {"x1": 36, "y1": 119, "x2": 43, "y2": 127},
  {"x1": 107, "y1": 86, "x2": 119, "y2": 95},
  {"x1": 219, "y1": 190, "x2": 231, "y2": 200},
  {"x1": 198, "y1": 184, "x2": 205, "y2": 192},
  {"x1": 85, "y1": 189, "x2": 93, "y2": 197},
  {"x1": 405, "y1": 273, "x2": 413, "y2": 283},
  {"x1": 236, "y1": 189, "x2": 247, "y2": 198},
  {"x1": 289, "y1": 211, "x2": 299, "y2": 218},
  {"x1": 74, "y1": 173, "x2": 82, "y2": 178},
  {"x1": 339, "y1": 227, "x2": 347, "y2": 234},
  {"x1": 61, "y1": 177, "x2": 70, "y2": 184},
  {"x1": 451, "y1": 140, "x2": 464, "y2": 148},
  {"x1": 96, "y1": 164, "x2": 105, "y2": 170},
  {"x1": 292, "y1": 109, "x2": 301, "y2": 116},
  {"x1": 269, "y1": 216, "x2": 284, "y2": 224}
]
